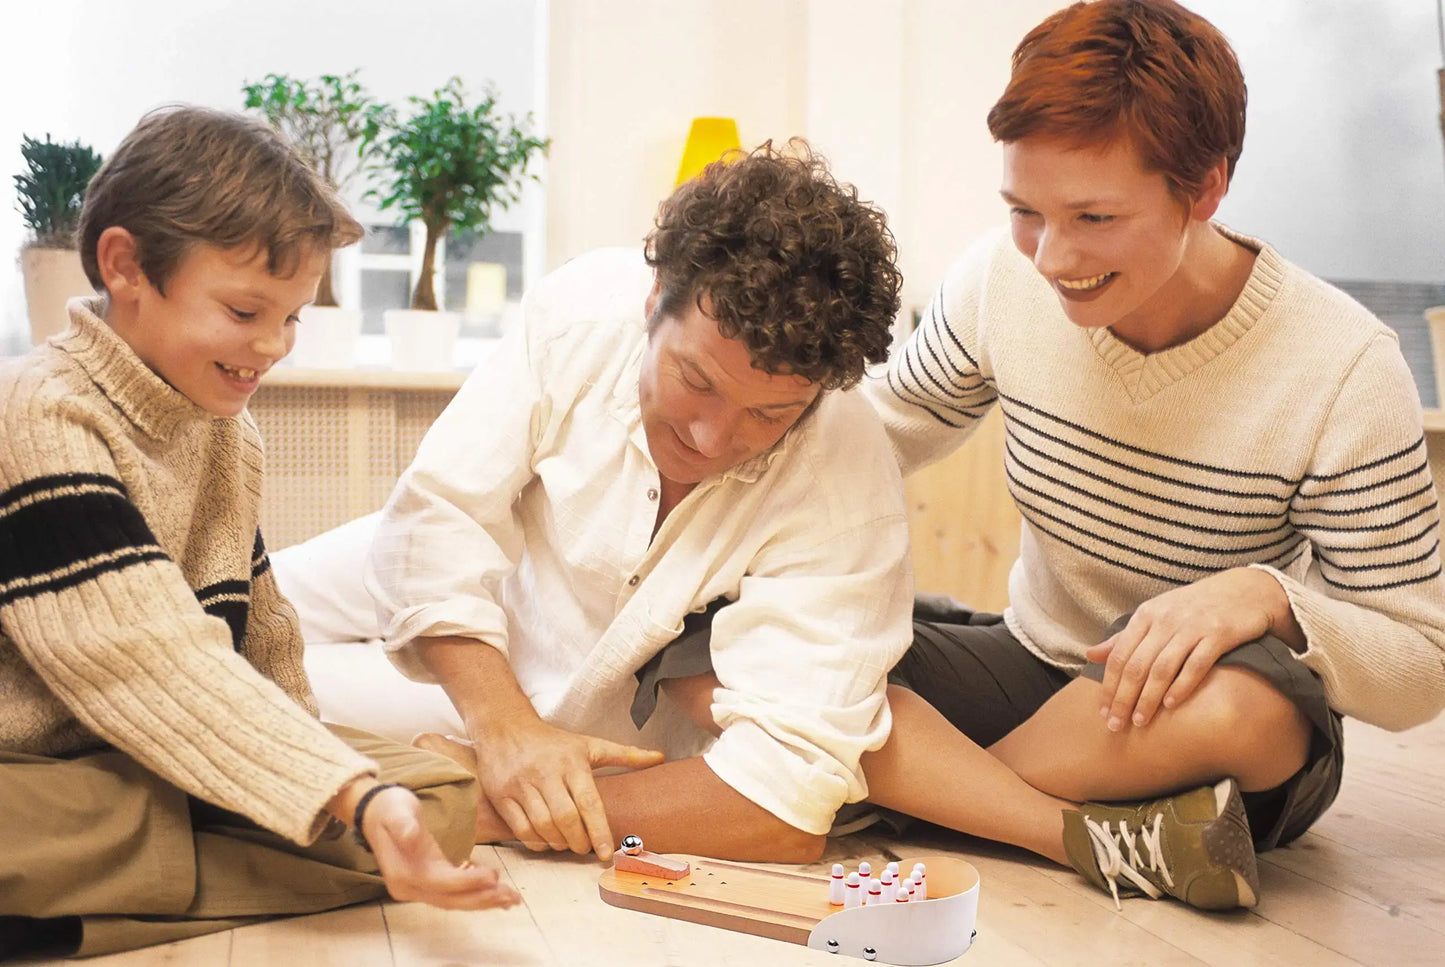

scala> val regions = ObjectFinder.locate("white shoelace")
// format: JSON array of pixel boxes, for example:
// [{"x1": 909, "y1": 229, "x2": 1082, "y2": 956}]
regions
[{"x1": 1083, "y1": 814, "x2": 1175, "y2": 909}]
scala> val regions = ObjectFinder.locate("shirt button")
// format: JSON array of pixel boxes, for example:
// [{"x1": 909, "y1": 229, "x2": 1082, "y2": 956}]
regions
[
  {"x1": 627, "y1": 575, "x2": 640, "y2": 587},
  {"x1": 646, "y1": 488, "x2": 659, "y2": 501}
]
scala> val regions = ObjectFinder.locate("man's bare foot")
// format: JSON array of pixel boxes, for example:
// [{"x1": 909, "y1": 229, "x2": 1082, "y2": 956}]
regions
[{"x1": 414, "y1": 732, "x2": 479, "y2": 774}]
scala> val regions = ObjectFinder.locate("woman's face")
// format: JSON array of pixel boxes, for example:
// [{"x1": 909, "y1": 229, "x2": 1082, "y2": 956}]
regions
[{"x1": 1001, "y1": 136, "x2": 1211, "y2": 348}]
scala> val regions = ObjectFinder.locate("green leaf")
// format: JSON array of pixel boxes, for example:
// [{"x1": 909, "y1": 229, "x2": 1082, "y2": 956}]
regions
[
  {"x1": 13, "y1": 134, "x2": 103, "y2": 248},
  {"x1": 365, "y1": 76, "x2": 550, "y2": 305}
]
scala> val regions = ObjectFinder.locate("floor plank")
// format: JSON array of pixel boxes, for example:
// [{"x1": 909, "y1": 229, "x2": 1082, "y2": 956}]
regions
[
  {"x1": 384, "y1": 847, "x2": 551, "y2": 967},
  {"x1": 18, "y1": 716, "x2": 1444, "y2": 966},
  {"x1": 228, "y1": 904, "x2": 392, "y2": 967}
]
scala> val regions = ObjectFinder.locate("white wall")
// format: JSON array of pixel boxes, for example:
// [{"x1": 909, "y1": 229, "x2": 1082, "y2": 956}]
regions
[
  {"x1": 544, "y1": 0, "x2": 808, "y2": 267},
  {"x1": 1194, "y1": 0, "x2": 1445, "y2": 283},
  {"x1": 1, "y1": 0, "x2": 543, "y2": 351},
  {"x1": 543, "y1": 0, "x2": 1058, "y2": 314},
  {"x1": 9, "y1": 1, "x2": 1442, "y2": 350},
  {"x1": 543, "y1": 0, "x2": 1445, "y2": 314}
]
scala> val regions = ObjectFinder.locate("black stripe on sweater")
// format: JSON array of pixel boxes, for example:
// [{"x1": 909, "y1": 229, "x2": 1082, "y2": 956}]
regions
[
  {"x1": 0, "y1": 548, "x2": 172, "y2": 607},
  {"x1": 0, "y1": 472, "x2": 128, "y2": 508},
  {"x1": 197, "y1": 579, "x2": 251, "y2": 652},
  {"x1": 0, "y1": 475, "x2": 165, "y2": 595},
  {"x1": 998, "y1": 392, "x2": 1302, "y2": 487},
  {"x1": 250, "y1": 528, "x2": 271, "y2": 579},
  {"x1": 1005, "y1": 429, "x2": 1292, "y2": 522}
]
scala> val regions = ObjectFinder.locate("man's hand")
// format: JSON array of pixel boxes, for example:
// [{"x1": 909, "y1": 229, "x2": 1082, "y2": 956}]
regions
[
  {"x1": 353, "y1": 784, "x2": 521, "y2": 910},
  {"x1": 1086, "y1": 567, "x2": 1303, "y2": 731},
  {"x1": 412, "y1": 635, "x2": 663, "y2": 858},
  {"x1": 469, "y1": 719, "x2": 663, "y2": 858}
]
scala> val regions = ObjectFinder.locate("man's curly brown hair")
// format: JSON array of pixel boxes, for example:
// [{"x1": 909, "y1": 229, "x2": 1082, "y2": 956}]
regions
[{"x1": 644, "y1": 140, "x2": 901, "y2": 391}]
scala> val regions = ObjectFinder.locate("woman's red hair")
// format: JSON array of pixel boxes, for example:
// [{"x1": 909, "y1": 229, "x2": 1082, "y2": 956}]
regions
[{"x1": 987, "y1": 0, "x2": 1246, "y2": 201}]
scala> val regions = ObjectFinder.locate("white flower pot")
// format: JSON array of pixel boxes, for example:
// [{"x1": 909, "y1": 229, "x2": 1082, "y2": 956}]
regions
[
  {"x1": 21, "y1": 246, "x2": 94, "y2": 345},
  {"x1": 1427, "y1": 306, "x2": 1445, "y2": 409},
  {"x1": 289, "y1": 305, "x2": 363, "y2": 369},
  {"x1": 384, "y1": 308, "x2": 462, "y2": 371}
]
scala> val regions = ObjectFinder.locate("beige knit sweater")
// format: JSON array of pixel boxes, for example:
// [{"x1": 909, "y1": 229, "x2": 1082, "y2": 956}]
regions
[
  {"x1": 0, "y1": 302, "x2": 373, "y2": 844},
  {"x1": 866, "y1": 227, "x2": 1445, "y2": 731}
]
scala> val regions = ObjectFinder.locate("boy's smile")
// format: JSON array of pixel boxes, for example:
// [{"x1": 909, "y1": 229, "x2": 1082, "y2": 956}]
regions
[{"x1": 107, "y1": 240, "x2": 324, "y2": 417}]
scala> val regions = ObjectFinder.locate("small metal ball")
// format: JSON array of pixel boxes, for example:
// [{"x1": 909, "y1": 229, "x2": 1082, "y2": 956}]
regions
[
  {"x1": 825, "y1": 939, "x2": 840, "y2": 953},
  {"x1": 862, "y1": 946, "x2": 878, "y2": 961},
  {"x1": 619, "y1": 834, "x2": 644, "y2": 855}
]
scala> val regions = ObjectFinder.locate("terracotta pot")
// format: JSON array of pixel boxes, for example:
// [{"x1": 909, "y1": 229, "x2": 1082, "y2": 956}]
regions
[{"x1": 21, "y1": 246, "x2": 94, "y2": 345}]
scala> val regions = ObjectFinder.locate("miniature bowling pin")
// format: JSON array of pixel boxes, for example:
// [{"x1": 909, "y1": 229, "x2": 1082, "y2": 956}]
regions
[
  {"x1": 857, "y1": 860, "x2": 872, "y2": 880},
  {"x1": 880, "y1": 868, "x2": 896, "y2": 902},
  {"x1": 886, "y1": 861, "x2": 900, "y2": 879},
  {"x1": 894, "y1": 883, "x2": 911, "y2": 904},
  {"x1": 865, "y1": 877, "x2": 882, "y2": 906},
  {"x1": 828, "y1": 863, "x2": 846, "y2": 905},
  {"x1": 844, "y1": 872, "x2": 862, "y2": 909},
  {"x1": 912, "y1": 865, "x2": 928, "y2": 900}
]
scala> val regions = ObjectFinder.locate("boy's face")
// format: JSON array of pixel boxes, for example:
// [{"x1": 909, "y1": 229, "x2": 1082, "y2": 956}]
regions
[
  {"x1": 116, "y1": 244, "x2": 323, "y2": 417},
  {"x1": 638, "y1": 285, "x2": 819, "y2": 486}
]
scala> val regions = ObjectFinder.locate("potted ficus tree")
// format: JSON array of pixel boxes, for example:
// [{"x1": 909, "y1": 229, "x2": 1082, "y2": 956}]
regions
[
  {"x1": 243, "y1": 70, "x2": 386, "y2": 368},
  {"x1": 15, "y1": 134, "x2": 103, "y2": 345},
  {"x1": 370, "y1": 76, "x2": 548, "y2": 370}
]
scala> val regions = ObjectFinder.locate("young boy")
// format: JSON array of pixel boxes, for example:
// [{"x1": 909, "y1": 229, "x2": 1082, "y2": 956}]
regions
[
  {"x1": 0, "y1": 106, "x2": 516, "y2": 960},
  {"x1": 861, "y1": 0, "x2": 1444, "y2": 912}
]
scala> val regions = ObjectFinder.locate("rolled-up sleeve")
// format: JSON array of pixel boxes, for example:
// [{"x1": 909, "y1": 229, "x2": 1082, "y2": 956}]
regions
[{"x1": 365, "y1": 313, "x2": 544, "y2": 681}]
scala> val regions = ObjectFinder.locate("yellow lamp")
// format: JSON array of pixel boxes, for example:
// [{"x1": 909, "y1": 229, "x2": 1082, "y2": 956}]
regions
[{"x1": 675, "y1": 117, "x2": 742, "y2": 188}]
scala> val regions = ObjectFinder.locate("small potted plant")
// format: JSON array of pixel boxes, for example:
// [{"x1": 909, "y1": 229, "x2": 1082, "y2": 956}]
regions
[
  {"x1": 14, "y1": 134, "x2": 103, "y2": 345},
  {"x1": 243, "y1": 70, "x2": 387, "y2": 368},
  {"x1": 370, "y1": 76, "x2": 548, "y2": 370}
]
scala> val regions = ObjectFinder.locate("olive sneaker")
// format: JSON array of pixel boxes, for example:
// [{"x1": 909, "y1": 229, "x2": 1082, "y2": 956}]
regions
[{"x1": 1062, "y1": 777, "x2": 1259, "y2": 911}]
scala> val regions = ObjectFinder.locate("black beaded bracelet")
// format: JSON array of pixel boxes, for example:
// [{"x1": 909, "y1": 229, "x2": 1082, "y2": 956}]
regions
[{"x1": 352, "y1": 782, "x2": 403, "y2": 853}]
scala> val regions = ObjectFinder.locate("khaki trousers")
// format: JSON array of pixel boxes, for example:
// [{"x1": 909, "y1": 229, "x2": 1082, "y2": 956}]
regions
[{"x1": 0, "y1": 725, "x2": 477, "y2": 959}]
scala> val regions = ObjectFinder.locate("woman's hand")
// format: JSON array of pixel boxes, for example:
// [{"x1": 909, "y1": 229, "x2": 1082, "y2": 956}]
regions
[{"x1": 1086, "y1": 567, "x2": 1303, "y2": 731}]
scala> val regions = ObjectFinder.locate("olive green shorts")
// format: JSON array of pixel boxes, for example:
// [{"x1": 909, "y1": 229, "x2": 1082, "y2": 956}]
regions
[
  {"x1": 889, "y1": 601, "x2": 1344, "y2": 851},
  {"x1": 633, "y1": 595, "x2": 1343, "y2": 851}
]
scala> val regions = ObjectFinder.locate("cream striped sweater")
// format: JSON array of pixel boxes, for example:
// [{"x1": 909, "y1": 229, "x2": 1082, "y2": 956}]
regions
[
  {"x1": 0, "y1": 303, "x2": 373, "y2": 844},
  {"x1": 865, "y1": 227, "x2": 1445, "y2": 731}
]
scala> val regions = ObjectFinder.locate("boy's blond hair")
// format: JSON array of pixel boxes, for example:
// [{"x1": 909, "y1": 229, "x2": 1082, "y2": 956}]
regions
[{"x1": 78, "y1": 105, "x2": 364, "y2": 294}]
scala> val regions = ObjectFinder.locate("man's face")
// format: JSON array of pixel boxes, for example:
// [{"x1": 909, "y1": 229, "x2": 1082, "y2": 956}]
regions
[
  {"x1": 1001, "y1": 135, "x2": 1200, "y2": 349},
  {"x1": 638, "y1": 287, "x2": 820, "y2": 486},
  {"x1": 113, "y1": 243, "x2": 322, "y2": 417}
]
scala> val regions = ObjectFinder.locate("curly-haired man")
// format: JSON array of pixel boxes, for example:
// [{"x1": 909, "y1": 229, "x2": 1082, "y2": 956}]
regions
[{"x1": 305, "y1": 142, "x2": 911, "y2": 861}]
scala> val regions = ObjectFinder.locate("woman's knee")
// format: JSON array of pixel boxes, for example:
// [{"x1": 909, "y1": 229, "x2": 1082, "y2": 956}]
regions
[{"x1": 1188, "y1": 668, "x2": 1311, "y2": 789}]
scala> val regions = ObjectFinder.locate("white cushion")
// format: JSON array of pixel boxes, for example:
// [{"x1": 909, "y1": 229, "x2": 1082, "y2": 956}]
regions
[
  {"x1": 275, "y1": 513, "x2": 462, "y2": 741},
  {"x1": 272, "y1": 512, "x2": 384, "y2": 644}
]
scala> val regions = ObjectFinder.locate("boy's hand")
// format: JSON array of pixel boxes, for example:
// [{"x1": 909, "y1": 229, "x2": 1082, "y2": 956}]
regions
[
  {"x1": 1086, "y1": 567, "x2": 1302, "y2": 731},
  {"x1": 467, "y1": 719, "x2": 663, "y2": 859},
  {"x1": 360, "y1": 785, "x2": 521, "y2": 910}
]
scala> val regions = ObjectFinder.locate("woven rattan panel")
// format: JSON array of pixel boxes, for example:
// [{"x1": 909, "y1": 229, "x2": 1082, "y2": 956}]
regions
[{"x1": 250, "y1": 385, "x2": 457, "y2": 549}]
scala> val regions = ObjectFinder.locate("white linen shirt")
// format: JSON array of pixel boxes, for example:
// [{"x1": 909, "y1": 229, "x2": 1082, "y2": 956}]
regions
[{"x1": 366, "y1": 248, "x2": 914, "y2": 834}]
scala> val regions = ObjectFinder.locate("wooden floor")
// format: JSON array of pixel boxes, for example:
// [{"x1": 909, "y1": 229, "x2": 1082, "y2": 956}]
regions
[{"x1": 31, "y1": 715, "x2": 1444, "y2": 967}]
